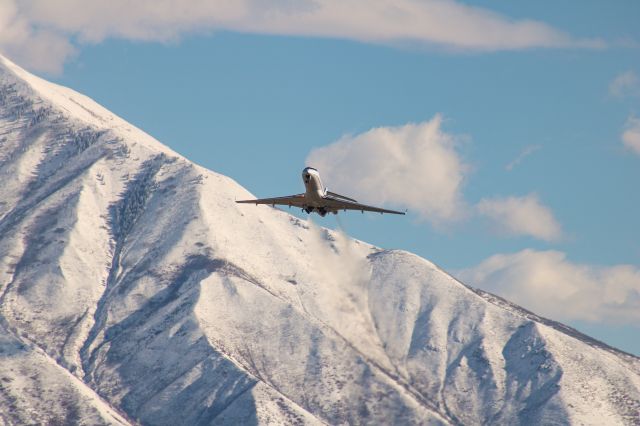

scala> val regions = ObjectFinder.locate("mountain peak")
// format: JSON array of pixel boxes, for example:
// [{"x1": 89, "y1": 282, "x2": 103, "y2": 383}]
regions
[
  {"x1": 0, "y1": 53, "x2": 179, "y2": 159},
  {"x1": 1, "y1": 56, "x2": 639, "y2": 424}
]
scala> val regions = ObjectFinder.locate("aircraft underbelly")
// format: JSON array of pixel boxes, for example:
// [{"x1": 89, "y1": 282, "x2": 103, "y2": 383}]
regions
[{"x1": 305, "y1": 191, "x2": 325, "y2": 205}]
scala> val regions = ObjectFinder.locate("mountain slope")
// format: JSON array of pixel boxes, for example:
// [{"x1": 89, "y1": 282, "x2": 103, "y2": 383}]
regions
[{"x1": 1, "y1": 54, "x2": 639, "y2": 425}]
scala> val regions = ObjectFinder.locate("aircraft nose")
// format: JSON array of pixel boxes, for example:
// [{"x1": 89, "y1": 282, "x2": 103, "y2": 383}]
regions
[{"x1": 302, "y1": 167, "x2": 316, "y2": 183}]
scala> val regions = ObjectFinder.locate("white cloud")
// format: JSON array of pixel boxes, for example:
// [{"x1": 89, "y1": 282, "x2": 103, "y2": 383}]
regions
[
  {"x1": 306, "y1": 115, "x2": 468, "y2": 225},
  {"x1": 505, "y1": 144, "x2": 541, "y2": 171},
  {"x1": 458, "y1": 249, "x2": 640, "y2": 324},
  {"x1": 476, "y1": 194, "x2": 562, "y2": 242},
  {"x1": 0, "y1": 0, "x2": 603, "y2": 73},
  {"x1": 609, "y1": 71, "x2": 640, "y2": 98},
  {"x1": 0, "y1": 0, "x2": 75, "y2": 74},
  {"x1": 622, "y1": 115, "x2": 640, "y2": 155}
]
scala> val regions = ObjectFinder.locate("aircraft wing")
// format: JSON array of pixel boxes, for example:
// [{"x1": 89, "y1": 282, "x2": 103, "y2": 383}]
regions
[
  {"x1": 236, "y1": 193, "x2": 306, "y2": 208},
  {"x1": 323, "y1": 193, "x2": 405, "y2": 215}
]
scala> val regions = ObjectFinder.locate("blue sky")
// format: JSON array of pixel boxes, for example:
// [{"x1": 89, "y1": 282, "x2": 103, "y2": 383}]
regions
[{"x1": 2, "y1": 0, "x2": 639, "y2": 354}]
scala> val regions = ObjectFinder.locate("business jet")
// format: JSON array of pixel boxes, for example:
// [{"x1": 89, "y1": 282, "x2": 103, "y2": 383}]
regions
[{"x1": 236, "y1": 167, "x2": 405, "y2": 216}]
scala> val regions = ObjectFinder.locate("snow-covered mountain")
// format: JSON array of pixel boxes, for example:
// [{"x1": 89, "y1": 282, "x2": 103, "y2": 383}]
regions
[{"x1": 1, "y1": 54, "x2": 639, "y2": 425}]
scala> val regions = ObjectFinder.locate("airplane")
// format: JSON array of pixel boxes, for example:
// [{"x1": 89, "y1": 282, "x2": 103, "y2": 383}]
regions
[{"x1": 236, "y1": 167, "x2": 406, "y2": 216}]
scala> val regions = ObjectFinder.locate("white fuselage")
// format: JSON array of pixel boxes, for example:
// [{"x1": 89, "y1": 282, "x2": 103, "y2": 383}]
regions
[{"x1": 302, "y1": 167, "x2": 326, "y2": 205}]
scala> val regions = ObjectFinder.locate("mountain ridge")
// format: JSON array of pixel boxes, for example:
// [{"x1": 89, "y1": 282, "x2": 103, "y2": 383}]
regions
[{"x1": 1, "y1": 54, "x2": 639, "y2": 425}]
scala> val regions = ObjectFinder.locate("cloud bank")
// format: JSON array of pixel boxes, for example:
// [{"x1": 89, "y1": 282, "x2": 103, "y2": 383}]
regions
[
  {"x1": 306, "y1": 115, "x2": 468, "y2": 226},
  {"x1": 477, "y1": 194, "x2": 563, "y2": 242},
  {"x1": 0, "y1": 0, "x2": 76, "y2": 73},
  {"x1": 307, "y1": 115, "x2": 562, "y2": 240},
  {"x1": 0, "y1": 0, "x2": 603, "y2": 73},
  {"x1": 458, "y1": 249, "x2": 640, "y2": 324}
]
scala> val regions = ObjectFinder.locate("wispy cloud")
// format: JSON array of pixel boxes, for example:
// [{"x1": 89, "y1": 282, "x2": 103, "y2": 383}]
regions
[
  {"x1": 609, "y1": 71, "x2": 640, "y2": 98},
  {"x1": 506, "y1": 144, "x2": 541, "y2": 171},
  {"x1": 458, "y1": 249, "x2": 640, "y2": 324},
  {"x1": 622, "y1": 115, "x2": 640, "y2": 156},
  {"x1": 476, "y1": 194, "x2": 563, "y2": 242},
  {"x1": 0, "y1": 0, "x2": 604, "y2": 73},
  {"x1": 306, "y1": 115, "x2": 469, "y2": 226}
]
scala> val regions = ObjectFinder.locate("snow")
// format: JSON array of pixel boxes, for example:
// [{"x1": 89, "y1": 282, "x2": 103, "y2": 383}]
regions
[
  {"x1": 1, "y1": 53, "x2": 640, "y2": 424},
  {"x1": 0, "y1": 55, "x2": 178, "y2": 159}
]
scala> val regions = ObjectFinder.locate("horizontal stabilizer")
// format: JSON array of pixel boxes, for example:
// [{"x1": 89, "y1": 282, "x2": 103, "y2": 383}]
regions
[{"x1": 325, "y1": 191, "x2": 358, "y2": 203}]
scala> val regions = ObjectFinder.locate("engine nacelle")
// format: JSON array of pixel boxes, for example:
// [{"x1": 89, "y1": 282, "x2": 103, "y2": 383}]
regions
[{"x1": 303, "y1": 206, "x2": 329, "y2": 217}]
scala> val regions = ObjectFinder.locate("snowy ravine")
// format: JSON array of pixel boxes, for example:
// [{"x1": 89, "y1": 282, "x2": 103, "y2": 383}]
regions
[{"x1": 1, "y1": 54, "x2": 639, "y2": 426}]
